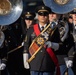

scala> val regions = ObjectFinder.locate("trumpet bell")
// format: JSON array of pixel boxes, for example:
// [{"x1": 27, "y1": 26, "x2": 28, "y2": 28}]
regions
[
  {"x1": 43, "y1": 0, "x2": 76, "y2": 14},
  {"x1": 0, "y1": 0, "x2": 23, "y2": 25}
]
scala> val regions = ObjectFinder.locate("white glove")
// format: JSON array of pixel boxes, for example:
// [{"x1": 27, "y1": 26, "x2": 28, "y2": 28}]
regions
[
  {"x1": 66, "y1": 60, "x2": 73, "y2": 68},
  {"x1": 23, "y1": 53, "x2": 30, "y2": 69},
  {"x1": 45, "y1": 41, "x2": 59, "y2": 50},
  {"x1": 0, "y1": 63, "x2": 6, "y2": 70},
  {"x1": 45, "y1": 41, "x2": 52, "y2": 48},
  {"x1": 64, "y1": 57, "x2": 73, "y2": 68},
  {"x1": 21, "y1": 42, "x2": 24, "y2": 46}
]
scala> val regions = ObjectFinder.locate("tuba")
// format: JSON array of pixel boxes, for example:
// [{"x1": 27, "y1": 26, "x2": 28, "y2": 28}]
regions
[
  {"x1": 43, "y1": 0, "x2": 76, "y2": 41},
  {"x1": 58, "y1": 19, "x2": 69, "y2": 42},
  {"x1": 43, "y1": 0, "x2": 76, "y2": 14},
  {"x1": 0, "y1": 0, "x2": 23, "y2": 47},
  {"x1": 0, "y1": 0, "x2": 23, "y2": 26}
]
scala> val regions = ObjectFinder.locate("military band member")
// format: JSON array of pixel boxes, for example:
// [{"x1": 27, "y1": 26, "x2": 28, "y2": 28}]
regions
[
  {"x1": 21, "y1": 11, "x2": 36, "y2": 48},
  {"x1": 49, "y1": 11, "x2": 60, "y2": 24},
  {"x1": 5, "y1": 17, "x2": 27, "y2": 75},
  {"x1": 57, "y1": 17, "x2": 74, "y2": 75},
  {"x1": 24, "y1": 11, "x2": 36, "y2": 29},
  {"x1": 48, "y1": 11, "x2": 74, "y2": 75},
  {"x1": 68, "y1": 8, "x2": 76, "y2": 75},
  {"x1": 21, "y1": 11, "x2": 36, "y2": 42},
  {"x1": 23, "y1": 5, "x2": 61, "y2": 75}
]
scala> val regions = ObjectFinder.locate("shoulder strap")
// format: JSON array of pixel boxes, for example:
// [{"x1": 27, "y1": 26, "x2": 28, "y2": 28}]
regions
[{"x1": 33, "y1": 24, "x2": 40, "y2": 36}]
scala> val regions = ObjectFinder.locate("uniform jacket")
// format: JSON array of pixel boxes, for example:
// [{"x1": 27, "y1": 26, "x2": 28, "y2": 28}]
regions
[
  {"x1": 24, "y1": 23, "x2": 61, "y2": 72},
  {"x1": 56, "y1": 22, "x2": 74, "y2": 65}
]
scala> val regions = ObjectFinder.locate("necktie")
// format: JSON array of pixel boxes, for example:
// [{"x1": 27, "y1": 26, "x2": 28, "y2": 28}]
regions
[{"x1": 41, "y1": 26, "x2": 44, "y2": 31}]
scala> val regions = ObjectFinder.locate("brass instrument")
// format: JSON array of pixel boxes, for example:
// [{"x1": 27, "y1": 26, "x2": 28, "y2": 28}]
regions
[
  {"x1": 58, "y1": 20, "x2": 69, "y2": 41},
  {"x1": 43, "y1": 1, "x2": 74, "y2": 75},
  {"x1": 43, "y1": 0, "x2": 71, "y2": 41},
  {"x1": 27, "y1": 22, "x2": 57, "y2": 63},
  {"x1": 0, "y1": 0, "x2": 23, "y2": 26},
  {"x1": 0, "y1": 29, "x2": 5, "y2": 47},
  {"x1": 0, "y1": 0, "x2": 23, "y2": 47},
  {"x1": 43, "y1": 0, "x2": 76, "y2": 14}
]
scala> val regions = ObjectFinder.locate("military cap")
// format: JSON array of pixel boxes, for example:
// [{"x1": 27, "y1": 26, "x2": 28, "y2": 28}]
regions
[
  {"x1": 24, "y1": 11, "x2": 36, "y2": 20},
  {"x1": 35, "y1": 5, "x2": 51, "y2": 14},
  {"x1": 70, "y1": 8, "x2": 76, "y2": 14}
]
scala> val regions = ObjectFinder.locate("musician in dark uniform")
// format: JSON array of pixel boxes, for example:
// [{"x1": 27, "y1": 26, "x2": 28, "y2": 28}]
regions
[
  {"x1": 68, "y1": 8, "x2": 76, "y2": 75},
  {"x1": 22, "y1": 11, "x2": 36, "y2": 40},
  {"x1": 24, "y1": 11, "x2": 36, "y2": 29},
  {"x1": 4, "y1": 17, "x2": 30, "y2": 75},
  {"x1": 23, "y1": 5, "x2": 61, "y2": 75},
  {"x1": 48, "y1": 11, "x2": 74, "y2": 75},
  {"x1": 57, "y1": 18, "x2": 74, "y2": 75}
]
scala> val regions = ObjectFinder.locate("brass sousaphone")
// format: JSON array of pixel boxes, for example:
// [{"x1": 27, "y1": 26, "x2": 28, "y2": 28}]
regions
[
  {"x1": 0, "y1": 0, "x2": 23, "y2": 47},
  {"x1": 43, "y1": 0, "x2": 76, "y2": 41},
  {"x1": 43, "y1": 0, "x2": 76, "y2": 14},
  {"x1": 0, "y1": 0, "x2": 23, "y2": 25}
]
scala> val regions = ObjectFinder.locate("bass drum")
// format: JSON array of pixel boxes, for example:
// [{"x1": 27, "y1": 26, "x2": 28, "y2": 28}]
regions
[{"x1": 0, "y1": 0, "x2": 23, "y2": 26}]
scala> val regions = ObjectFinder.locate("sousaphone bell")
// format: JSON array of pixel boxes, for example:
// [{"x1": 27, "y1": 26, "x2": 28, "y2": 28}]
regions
[
  {"x1": 0, "y1": 0, "x2": 23, "y2": 47},
  {"x1": 43, "y1": 0, "x2": 76, "y2": 14},
  {"x1": 0, "y1": 0, "x2": 23, "y2": 26},
  {"x1": 43, "y1": 0, "x2": 76, "y2": 42}
]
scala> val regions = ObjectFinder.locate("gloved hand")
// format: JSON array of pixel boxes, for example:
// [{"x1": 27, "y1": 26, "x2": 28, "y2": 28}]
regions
[
  {"x1": 21, "y1": 42, "x2": 24, "y2": 46},
  {"x1": 66, "y1": 60, "x2": 73, "y2": 68},
  {"x1": 64, "y1": 57, "x2": 73, "y2": 68},
  {"x1": 23, "y1": 53, "x2": 30, "y2": 69},
  {"x1": 45, "y1": 41, "x2": 59, "y2": 50},
  {"x1": 45, "y1": 41, "x2": 52, "y2": 48},
  {"x1": 0, "y1": 63, "x2": 6, "y2": 70}
]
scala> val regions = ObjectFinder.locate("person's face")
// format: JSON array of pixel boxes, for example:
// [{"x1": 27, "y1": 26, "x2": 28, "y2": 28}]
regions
[
  {"x1": 68, "y1": 18, "x2": 73, "y2": 23},
  {"x1": 72, "y1": 14, "x2": 76, "y2": 21},
  {"x1": 25, "y1": 19, "x2": 33, "y2": 28},
  {"x1": 49, "y1": 13, "x2": 57, "y2": 22},
  {"x1": 38, "y1": 12, "x2": 49, "y2": 24}
]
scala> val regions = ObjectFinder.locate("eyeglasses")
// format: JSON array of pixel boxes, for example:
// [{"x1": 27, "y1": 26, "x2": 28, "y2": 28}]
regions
[{"x1": 38, "y1": 12, "x2": 49, "y2": 16}]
